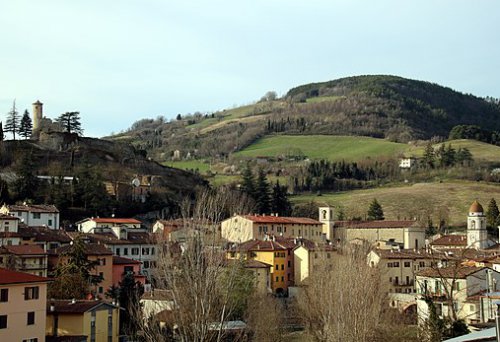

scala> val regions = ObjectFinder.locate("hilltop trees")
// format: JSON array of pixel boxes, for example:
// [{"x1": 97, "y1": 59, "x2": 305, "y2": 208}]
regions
[
  {"x1": 13, "y1": 152, "x2": 39, "y2": 201},
  {"x1": 57, "y1": 111, "x2": 83, "y2": 135},
  {"x1": 4, "y1": 100, "x2": 20, "y2": 140},
  {"x1": 19, "y1": 110, "x2": 33, "y2": 139},
  {"x1": 271, "y1": 180, "x2": 292, "y2": 216},
  {"x1": 367, "y1": 199, "x2": 384, "y2": 220},
  {"x1": 0, "y1": 122, "x2": 3, "y2": 141},
  {"x1": 486, "y1": 198, "x2": 500, "y2": 234}
]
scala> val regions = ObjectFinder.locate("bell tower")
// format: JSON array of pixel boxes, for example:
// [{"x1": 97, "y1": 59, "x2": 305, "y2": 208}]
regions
[
  {"x1": 467, "y1": 200, "x2": 488, "y2": 249},
  {"x1": 319, "y1": 206, "x2": 335, "y2": 241},
  {"x1": 32, "y1": 100, "x2": 43, "y2": 131}
]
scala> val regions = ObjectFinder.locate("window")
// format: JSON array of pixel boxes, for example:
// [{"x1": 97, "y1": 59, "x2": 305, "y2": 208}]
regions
[
  {"x1": 100, "y1": 258, "x2": 106, "y2": 266},
  {"x1": 124, "y1": 266, "x2": 133, "y2": 274},
  {"x1": 275, "y1": 276, "x2": 279, "y2": 282},
  {"x1": 23, "y1": 339, "x2": 38, "y2": 342},
  {"x1": 393, "y1": 262, "x2": 399, "y2": 267},
  {"x1": 116, "y1": 248, "x2": 121, "y2": 256},
  {"x1": 24, "y1": 286, "x2": 39, "y2": 300},
  {"x1": 33, "y1": 213, "x2": 41, "y2": 219},
  {"x1": 287, "y1": 261, "x2": 291, "y2": 267},
  {"x1": 281, "y1": 276, "x2": 284, "y2": 282},
  {"x1": 0, "y1": 315, "x2": 7, "y2": 329},
  {"x1": 387, "y1": 262, "x2": 392, "y2": 268},
  {"x1": 27, "y1": 312, "x2": 35, "y2": 325},
  {"x1": 419, "y1": 261, "x2": 425, "y2": 267},
  {"x1": 48, "y1": 219, "x2": 53, "y2": 226},
  {"x1": 99, "y1": 287, "x2": 103, "y2": 294},
  {"x1": 281, "y1": 264, "x2": 284, "y2": 270},
  {"x1": 275, "y1": 264, "x2": 279, "y2": 270},
  {"x1": 131, "y1": 248, "x2": 139, "y2": 255},
  {"x1": 124, "y1": 248, "x2": 128, "y2": 256},
  {"x1": 151, "y1": 247, "x2": 155, "y2": 255},
  {"x1": 99, "y1": 272, "x2": 104, "y2": 279},
  {"x1": 142, "y1": 248, "x2": 149, "y2": 255},
  {"x1": 0, "y1": 289, "x2": 8, "y2": 302},
  {"x1": 404, "y1": 262, "x2": 411, "y2": 267},
  {"x1": 143, "y1": 261, "x2": 150, "y2": 268}
]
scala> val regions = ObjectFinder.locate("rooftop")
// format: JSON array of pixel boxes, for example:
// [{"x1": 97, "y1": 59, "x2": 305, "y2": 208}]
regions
[
  {"x1": 240, "y1": 215, "x2": 322, "y2": 225},
  {"x1": 47, "y1": 300, "x2": 118, "y2": 314},
  {"x1": 113, "y1": 255, "x2": 142, "y2": 265},
  {"x1": 1, "y1": 244, "x2": 47, "y2": 255},
  {"x1": 0, "y1": 267, "x2": 50, "y2": 285},
  {"x1": 431, "y1": 234, "x2": 468, "y2": 246},
  {"x1": 18, "y1": 225, "x2": 72, "y2": 243},
  {"x1": 48, "y1": 243, "x2": 113, "y2": 256},
  {"x1": 416, "y1": 266, "x2": 491, "y2": 279},
  {"x1": 0, "y1": 213, "x2": 20, "y2": 221},
  {"x1": 334, "y1": 220, "x2": 419, "y2": 229},
  {"x1": 84, "y1": 218, "x2": 141, "y2": 225},
  {"x1": 5, "y1": 204, "x2": 59, "y2": 213}
]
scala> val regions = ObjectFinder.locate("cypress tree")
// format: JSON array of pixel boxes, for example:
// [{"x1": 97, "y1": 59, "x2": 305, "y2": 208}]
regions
[
  {"x1": 255, "y1": 168, "x2": 271, "y2": 214},
  {"x1": 486, "y1": 198, "x2": 500, "y2": 233},
  {"x1": 4, "y1": 100, "x2": 20, "y2": 140},
  {"x1": 13, "y1": 152, "x2": 39, "y2": 201},
  {"x1": 241, "y1": 163, "x2": 256, "y2": 199},
  {"x1": 367, "y1": 199, "x2": 384, "y2": 221},
  {"x1": 0, "y1": 121, "x2": 4, "y2": 141},
  {"x1": 19, "y1": 110, "x2": 33, "y2": 139},
  {"x1": 271, "y1": 180, "x2": 292, "y2": 216}
]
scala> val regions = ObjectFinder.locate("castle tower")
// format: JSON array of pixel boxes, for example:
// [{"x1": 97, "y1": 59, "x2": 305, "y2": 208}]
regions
[
  {"x1": 319, "y1": 206, "x2": 335, "y2": 241},
  {"x1": 32, "y1": 100, "x2": 43, "y2": 131},
  {"x1": 467, "y1": 200, "x2": 488, "y2": 249}
]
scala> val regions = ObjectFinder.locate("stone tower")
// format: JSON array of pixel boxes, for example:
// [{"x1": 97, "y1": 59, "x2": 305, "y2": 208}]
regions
[
  {"x1": 318, "y1": 206, "x2": 335, "y2": 241},
  {"x1": 32, "y1": 100, "x2": 43, "y2": 131},
  {"x1": 467, "y1": 200, "x2": 488, "y2": 249}
]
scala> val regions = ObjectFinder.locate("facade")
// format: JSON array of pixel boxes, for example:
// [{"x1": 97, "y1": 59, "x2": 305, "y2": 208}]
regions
[
  {"x1": 227, "y1": 237, "x2": 296, "y2": 294},
  {"x1": 221, "y1": 214, "x2": 324, "y2": 243},
  {"x1": 18, "y1": 226, "x2": 72, "y2": 251},
  {"x1": 0, "y1": 245, "x2": 48, "y2": 277},
  {"x1": 415, "y1": 266, "x2": 500, "y2": 325},
  {"x1": 399, "y1": 158, "x2": 416, "y2": 169},
  {"x1": 242, "y1": 259, "x2": 272, "y2": 294},
  {"x1": 0, "y1": 204, "x2": 60, "y2": 230},
  {"x1": 32, "y1": 100, "x2": 43, "y2": 131},
  {"x1": 293, "y1": 241, "x2": 335, "y2": 284},
  {"x1": 0, "y1": 268, "x2": 49, "y2": 342},
  {"x1": 112, "y1": 255, "x2": 146, "y2": 287},
  {"x1": 46, "y1": 300, "x2": 120, "y2": 342},
  {"x1": 466, "y1": 201, "x2": 492, "y2": 249},
  {"x1": 431, "y1": 234, "x2": 468, "y2": 250},
  {"x1": 48, "y1": 243, "x2": 114, "y2": 296},
  {"x1": 77, "y1": 218, "x2": 142, "y2": 233},
  {"x1": 0, "y1": 214, "x2": 21, "y2": 246}
]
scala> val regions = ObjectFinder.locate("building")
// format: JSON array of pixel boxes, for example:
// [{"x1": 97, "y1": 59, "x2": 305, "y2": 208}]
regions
[
  {"x1": 32, "y1": 100, "x2": 43, "y2": 131},
  {"x1": 0, "y1": 245, "x2": 48, "y2": 277},
  {"x1": 466, "y1": 201, "x2": 494, "y2": 249},
  {"x1": 0, "y1": 214, "x2": 21, "y2": 246},
  {"x1": 46, "y1": 299, "x2": 120, "y2": 342},
  {"x1": 227, "y1": 237, "x2": 296, "y2": 295},
  {"x1": 0, "y1": 204, "x2": 60, "y2": 230},
  {"x1": 112, "y1": 255, "x2": 146, "y2": 287},
  {"x1": 431, "y1": 235, "x2": 468, "y2": 250},
  {"x1": 0, "y1": 268, "x2": 50, "y2": 342},
  {"x1": 48, "y1": 243, "x2": 114, "y2": 296},
  {"x1": 399, "y1": 158, "x2": 416, "y2": 169},
  {"x1": 18, "y1": 225, "x2": 72, "y2": 251},
  {"x1": 416, "y1": 266, "x2": 500, "y2": 325},
  {"x1": 221, "y1": 214, "x2": 324, "y2": 243},
  {"x1": 77, "y1": 217, "x2": 142, "y2": 233},
  {"x1": 293, "y1": 240, "x2": 335, "y2": 284}
]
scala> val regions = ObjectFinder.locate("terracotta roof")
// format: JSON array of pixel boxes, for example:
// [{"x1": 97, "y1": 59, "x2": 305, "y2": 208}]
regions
[
  {"x1": 88, "y1": 218, "x2": 141, "y2": 224},
  {"x1": 241, "y1": 215, "x2": 322, "y2": 225},
  {"x1": 334, "y1": 220, "x2": 418, "y2": 229},
  {"x1": 6, "y1": 204, "x2": 59, "y2": 213},
  {"x1": 244, "y1": 259, "x2": 272, "y2": 268},
  {"x1": 0, "y1": 213, "x2": 20, "y2": 221},
  {"x1": 18, "y1": 226, "x2": 72, "y2": 243},
  {"x1": 234, "y1": 239, "x2": 288, "y2": 252},
  {"x1": 47, "y1": 300, "x2": 118, "y2": 314},
  {"x1": 113, "y1": 255, "x2": 141, "y2": 265},
  {"x1": 1, "y1": 245, "x2": 47, "y2": 255},
  {"x1": 373, "y1": 248, "x2": 442, "y2": 260},
  {"x1": 0, "y1": 267, "x2": 50, "y2": 285},
  {"x1": 70, "y1": 232, "x2": 155, "y2": 245},
  {"x1": 416, "y1": 266, "x2": 490, "y2": 279},
  {"x1": 469, "y1": 200, "x2": 484, "y2": 213},
  {"x1": 431, "y1": 234, "x2": 467, "y2": 246},
  {"x1": 49, "y1": 243, "x2": 112, "y2": 256}
]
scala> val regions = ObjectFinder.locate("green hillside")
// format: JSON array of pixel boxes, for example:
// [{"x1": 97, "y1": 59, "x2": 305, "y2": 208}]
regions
[
  {"x1": 293, "y1": 181, "x2": 500, "y2": 226},
  {"x1": 407, "y1": 139, "x2": 500, "y2": 162},
  {"x1": 235, "y1": 135, "x2": 408, "y2": 162}
]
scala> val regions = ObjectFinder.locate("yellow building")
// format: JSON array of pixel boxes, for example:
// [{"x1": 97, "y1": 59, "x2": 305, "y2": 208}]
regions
[
  {"x1": 0, "y1": 268, "x2": 50, "y2": 342},
  {"x1": 0, "y1": 245, "x2": 48, "y2": 277},
  {"x1": 46, "y1": 299, "x2": 120, "y2": 342},
  {"x1": 221, "y1": 214, "x2": 324, "y2": 243},
  {"x1": 293, "y1": 241, "x2": 335, "y2": 284},
  {"x1": 228, "y1": 237, "x2": 296, "y2": 295}
]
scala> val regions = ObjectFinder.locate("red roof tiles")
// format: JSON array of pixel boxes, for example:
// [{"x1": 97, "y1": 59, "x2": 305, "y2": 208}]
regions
[
  {"x1": 113, "y1": 256, "x2": 141, "y2": 265},
  {"x1": 334, "y1": 220, "x2": 418, "y2": 229},
  {"x1": 0, "y1": 267, "x2": 50, "y2": 285},
  {"x1": 241, "y1": 215, "x2": 321, "y2": 225},
  {"x1": 90, "y1": 218, "x2": 141, "y2": 224},
  {"x1": 7, "y1": 204, "x2": 59, "y2": 213},
  {"x1": 1, "y1": 245, "x2": 47, "y2": 255},
  {"x1": 431, "y1": 235, "x2": 467, "y2": 246}
]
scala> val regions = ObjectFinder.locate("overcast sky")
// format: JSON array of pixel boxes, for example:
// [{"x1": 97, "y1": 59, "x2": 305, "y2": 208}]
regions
[{"x1": 1, "y1": 0, "x2": 499, "y2": 137}]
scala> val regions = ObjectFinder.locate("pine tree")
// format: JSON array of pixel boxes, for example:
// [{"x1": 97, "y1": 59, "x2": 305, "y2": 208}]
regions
[
  {"x1": 255, "y1": 168, "x2": 271, "y2": 214},
  {"x1": 271, "y1": 181, "x2": 292, "y2": 216},
  {"x1": 56, "y1": 111, "x2": 83, "y2": 135},
  {"x1": 0, "y1": 121, "x2": 3, "y2": 141},
  {"x1": 422, "y1": 142, "x2": 435, "y2": 168},
  {"x1": 367, "y1": 198, "x2": 384, "y2": 220},
  {"x1": 241, "y1": 163, "x2": 256, "y2": 199},
  {"x1": 4, "y1": 100, "x2": 20, "y2": 140},
  {"x1": 19, "y1": 110, "x2": 33, "y2": 139},
  {"x1": 486, "y1": 198, "x2": 500, "y2": 232},
  {"x1": 13, "y1": 152, "x2": 39, "y2": 201}
]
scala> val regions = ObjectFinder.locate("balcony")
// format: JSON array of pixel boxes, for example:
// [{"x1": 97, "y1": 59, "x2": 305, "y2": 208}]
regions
[{"x1": 21, "y1": 263, "x2": 48, "y2": 270}]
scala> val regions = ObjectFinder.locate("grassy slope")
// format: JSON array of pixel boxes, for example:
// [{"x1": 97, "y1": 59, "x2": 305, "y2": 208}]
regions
[
  {"x1": 292, "y1": 181, "x2": 500, "y2": 226},
  {"x1": 235, "y1": 135, "x2": 408, "y2": 161},
  {"x1": 407, "y1": 139, "x2": 500, "y2": 162}
]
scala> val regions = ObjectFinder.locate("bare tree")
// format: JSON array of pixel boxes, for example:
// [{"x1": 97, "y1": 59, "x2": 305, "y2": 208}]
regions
[{"x1": 297, "y1": 245, "x2": 382, "y2": 342}]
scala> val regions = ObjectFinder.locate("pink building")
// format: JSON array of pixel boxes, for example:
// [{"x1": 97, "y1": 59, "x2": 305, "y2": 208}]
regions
[{"x1": 112, "y1": 256, "x2": 146, "y2": 287}]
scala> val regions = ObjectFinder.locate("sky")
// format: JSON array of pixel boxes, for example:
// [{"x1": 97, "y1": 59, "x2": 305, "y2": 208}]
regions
[{"x1": 1, "y1": 0, "x2": 499, "y2": 138}]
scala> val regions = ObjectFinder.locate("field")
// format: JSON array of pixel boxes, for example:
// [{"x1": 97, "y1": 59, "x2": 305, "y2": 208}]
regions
[
  {"x1": 164, "y1": 160, "x2": 211, "y2": 173},
  {"x1": 407, "y1": 139, "x2": 500, "y2": 163},
  {"x1": 305, "y1": 95, "x2": 343, "y2": 103},
  {"x1": 235, "y1": 135, "x2": 408, "y2": 162},
  {"x1": 292, "y1": 181, "x2": 500, "y2": 226}
]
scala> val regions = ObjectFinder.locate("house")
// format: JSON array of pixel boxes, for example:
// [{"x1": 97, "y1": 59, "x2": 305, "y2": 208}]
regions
[
  {"x1": 0, "y1": 214, "x2": 21, "y2": 246},
  {"x1": 77, "y1": 217, "x2": 142, "y2": 233},
  {"x1": 227, "y1": 237, "x2": 296, "y2": 295},
  {"x1": 0, "y1": 245, "x2": 48, "y2": 277},
  {"x1": 46, "y1": 299, "x2": 120, "y2": 342},
  {"x1": 242, "y1": 259, "x2": 272, "y2": 294},
  {"x1": 0, "y1": 268, "x2": 50, "y2": 342},
  {"x1": 48, "y1": 243, "x2": 114, "y2": 296},
  {"x1": 0, "y1": 204, "x2": 60, "y2": 229},
  {"x1": 415, "y1": 266, "x2": 500, "y2": 325},
  {"x1": 152, "y1": 218, "x2": 214, "y2": 243},
  {"x1": 399, "y1": 158, "x2": 416, "y2": 169},
  {"x1": 112, "y1": 256, "x2": 146, "y2": 287},
  {"x1": 431, "y1": 235, "x2": 468, "y2": 250},
  {"x1": 18, "y1": 225, "x2": 72, "y2": 251},
  {"x1": 221, "y1": 214, "x2": 324, "y2": 243},
  {"x1": 293, "y1": 240, "x2": 335, "y2": 284}
]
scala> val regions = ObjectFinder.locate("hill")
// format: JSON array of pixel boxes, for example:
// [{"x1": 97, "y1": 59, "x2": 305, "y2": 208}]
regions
[{"x1": 108, "y1": 75, "x2": 500, "y2": 161}]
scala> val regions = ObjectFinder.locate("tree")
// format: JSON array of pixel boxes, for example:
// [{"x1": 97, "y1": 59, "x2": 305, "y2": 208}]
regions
[
  {"x1": 255, "y1": 168, "x2": 271, "y2": 214},
  {"x1": 56, "y1": 111, "x2": 83, "y2": 135},
  {"x1": 260, "y1": 90, "x2": 277, "y2": 102},
  {"x1": 18, "y1": 110, "x2": 33, "y2": 139},
  {"x1": 422, "y1": 142, "x2": 435, "y2": 168},
  {"x1": 0, "y1": 177, "x2": 10, "y2": 203},
  {"x1": 367, "y1": 198, "x2": 384, "y2": 220},
  {"x1": 240, "y1": 163, "x2": 256, "y2": 200},
  {"x1": 4, "y1": 100, "x2": 20, "y2": 140},
  {"x1": 109, "y1": 273, "x2": 144, "y2": 338},
  {"x1": 13, "y1": 152, "x2": 39, "y2": 201},
  {"x1": 486, "y1": 198, "x2": 500, "y2": 234},
  {"x1": 271, "y1": 181, "x2": 292, "y2": 216},
  {"x1": 297, "y1": 246, "x2": 382, "y2": 341},
  {"x1": 176, "y1": 113, "x2": 182, "y2": 120},
  {"x1": 0, "y1": 121, "x2": 3, "y2": 141}
]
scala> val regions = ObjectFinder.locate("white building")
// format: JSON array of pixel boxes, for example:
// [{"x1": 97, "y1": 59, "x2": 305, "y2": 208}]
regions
[
  {"x1": 0, "y1": 214, "x2": 20, "y2": 246},
  {"x1": 466, "y1": 201, "x2": 493, "y2": 249},
  {"x1": 399, "y1": 158, "x2": 416, "y2": 169},
  {"x1": 0, "y1": 204, "x2": 59, "y2": 229},
  {"x1": 77, "y1": 217, "x2": 142, "y2": 233}
]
